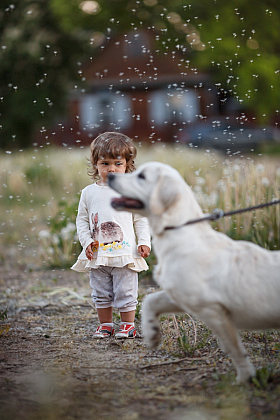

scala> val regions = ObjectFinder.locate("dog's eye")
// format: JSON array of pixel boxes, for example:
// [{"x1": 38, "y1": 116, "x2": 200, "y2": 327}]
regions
[{"x1": 138, "y1": 172, "x2": 145, "y2": 180}]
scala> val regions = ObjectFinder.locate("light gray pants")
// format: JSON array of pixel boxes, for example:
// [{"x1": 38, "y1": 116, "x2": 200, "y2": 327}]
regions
[{"x1": 89, "y1": 266, "x2": 138, "y2": 312}]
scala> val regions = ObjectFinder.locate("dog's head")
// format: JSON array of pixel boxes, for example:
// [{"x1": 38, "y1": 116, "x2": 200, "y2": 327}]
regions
[{"x1": 108, "y1": 161, "x2": 203, "y2": 235}]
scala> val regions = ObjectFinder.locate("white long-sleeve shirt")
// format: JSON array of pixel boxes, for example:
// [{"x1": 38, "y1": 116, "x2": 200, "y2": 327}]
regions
[{"x1": 71, "y1": 183, "x2": 151, "y2": 272}]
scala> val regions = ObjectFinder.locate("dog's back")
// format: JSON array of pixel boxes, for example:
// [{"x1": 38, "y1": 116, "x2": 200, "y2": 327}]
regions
[{"x1": 221, "y1": 237, "x2": 280, "y2": 330}]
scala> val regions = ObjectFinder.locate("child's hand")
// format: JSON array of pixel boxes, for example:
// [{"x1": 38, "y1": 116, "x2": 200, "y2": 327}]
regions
[
  {"x1": 138, "y1": 245, "x2": 150, "y2": 258},
  {"x1": 85, "y1": 241, "x2": 98, "y2": 260},
  {"x1": 91, "y1": 240, "x2": 99, "y2": 251}
]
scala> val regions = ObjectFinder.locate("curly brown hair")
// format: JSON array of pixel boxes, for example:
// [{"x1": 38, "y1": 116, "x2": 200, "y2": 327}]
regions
[{"x1": 88, "y1": 132, "x2": 137, "y2": 180}]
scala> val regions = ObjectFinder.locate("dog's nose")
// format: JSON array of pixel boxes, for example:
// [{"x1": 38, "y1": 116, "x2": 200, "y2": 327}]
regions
[{"x1": 107, "y1": 173, "x2": 115, "y2": 185}]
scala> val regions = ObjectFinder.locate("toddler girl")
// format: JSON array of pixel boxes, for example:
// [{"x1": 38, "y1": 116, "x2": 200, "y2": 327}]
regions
[{"x1": 72, "y1": 132, "x2": 151, "y2": 339}]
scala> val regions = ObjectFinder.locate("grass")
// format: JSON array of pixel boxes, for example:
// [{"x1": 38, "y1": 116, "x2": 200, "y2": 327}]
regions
[{"x1": 1, "y1": 143, "x2": 280, "y2": 266}]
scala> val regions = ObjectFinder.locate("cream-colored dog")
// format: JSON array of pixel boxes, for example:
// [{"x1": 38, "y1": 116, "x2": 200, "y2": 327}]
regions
[{"x1": 108, "y1": 161, "x2": 280, "y2": 382}]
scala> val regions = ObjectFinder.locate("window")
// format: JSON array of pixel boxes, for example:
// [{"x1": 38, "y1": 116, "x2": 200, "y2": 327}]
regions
[
  {"x1": 80, "y1": 92, "x2": 132, "y2": 130},
  {"x1": 149, "y1": 88, "x2": 199, "y2": 126}
]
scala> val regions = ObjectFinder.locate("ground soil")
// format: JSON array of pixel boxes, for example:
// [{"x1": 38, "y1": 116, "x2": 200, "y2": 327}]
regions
[{"x1": 1, "y1": 245, "x2": 280, "y2": 420}]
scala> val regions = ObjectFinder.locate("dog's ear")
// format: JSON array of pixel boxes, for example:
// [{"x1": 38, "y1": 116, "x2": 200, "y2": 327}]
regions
[{"x1": 150, "y1": 174, "x2": 179, "y2": 215}]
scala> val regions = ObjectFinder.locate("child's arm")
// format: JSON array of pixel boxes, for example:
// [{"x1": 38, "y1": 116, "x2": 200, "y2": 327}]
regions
[
  {"x1": 133, "y1": 214, "x2": 151, "y2": 257},
  {"x1": 76, "y1": 188, "x2": 95, "y2": 253}
]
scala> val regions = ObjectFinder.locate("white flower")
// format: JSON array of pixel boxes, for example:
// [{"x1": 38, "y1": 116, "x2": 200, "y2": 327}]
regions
[
  {"x1": 222, "y1": 168, "x2": 231, "y2": 177},
  {"x1": 256, "y1": 163, "x2": 265, "y2": 173},
  {"x1": 196, "y1": 177, "x2": 206, "y2": 186},
  {"x1": 193, "y1": 185, "x2": 202, "y2": 193},
  {"x1": 52, "y1": 234, "x2": 60, "y2": 245},
  {"x1": 47, "y1": 247, "x2": 55, "y2": 255},
  {"x1": 261, "y1": 177, "x2": 270, "y2": 187},
  {"x1": 39, "y1": 230, "x2": 51, "y2": 239},
  {"x1": 66, "y1": 222, "x2": 76, "y2": 232},
  {"x1": 208, "y1": 191, "x2": 219, "y2": 206},
  {"x1": 217, "y1": 179, "x2": 226, "y2": 191},
  {"x1": 61, "y1": 227, "x2": 71, "y2": 240}
]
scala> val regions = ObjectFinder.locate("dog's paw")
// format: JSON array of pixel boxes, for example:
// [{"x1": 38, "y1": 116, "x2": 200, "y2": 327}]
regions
[
  {"x1": 236, "y1": 361, "x2": 256, "y2": 383},
  {"x1": 141, "y1": 294, "x2": 161, "y2": 348},
  {"x1": 142, "y1": 318, "x2": 161, "y2": 349}
]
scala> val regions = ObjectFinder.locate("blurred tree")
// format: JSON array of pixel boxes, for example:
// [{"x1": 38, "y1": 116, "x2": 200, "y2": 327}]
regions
[
  {"x1": 0, "y1": 0, "x2": 89, "y2": 149},
  {"x1": 51, "y1": 0, "x2": 280, "y2": 123}
]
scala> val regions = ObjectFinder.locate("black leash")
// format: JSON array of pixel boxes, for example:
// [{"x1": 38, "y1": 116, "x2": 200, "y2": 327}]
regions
[{"x1": 165, "y1": 199, "x2": 280, "y2": 231}]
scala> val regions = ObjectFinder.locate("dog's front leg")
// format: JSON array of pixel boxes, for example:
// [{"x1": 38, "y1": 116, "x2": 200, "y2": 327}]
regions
[
  {"x1": 199, "y1": 305, "x2": 255, "y2": 383},
  {"x1": 142, "y1": 290, "x2": 184, "y2": 349}
]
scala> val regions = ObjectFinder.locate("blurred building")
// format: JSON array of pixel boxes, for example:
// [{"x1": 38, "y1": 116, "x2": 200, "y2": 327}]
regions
[{"x1": 49, "y1": 29, "x2": 220, "y2": 146}]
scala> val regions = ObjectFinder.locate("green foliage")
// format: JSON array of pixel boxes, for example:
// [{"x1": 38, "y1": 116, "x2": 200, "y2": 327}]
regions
[
  {"x1": 0, "y1": 308, "x2": 8, "y2": 321},
  {"x1": 168, "y1": 0, "x2": 280, "y2": 122},
  {"x1": 49, "y1": 198, "x2": 79, "y2": 233},
  {"x1": 252, "y1": 364, "x2": 278, "y2": 389},
  {"x1": 177, "y1": 332, "x2": 195, "y2": 356},
  {"x1": 0, "y1": 0, "x2": 89, "y2": 148},
  {"x1": 177, "y1": 325, "x2": 211, "y2": 356},
  {"x1": 39, "y1": 197, "x2": 82, "y2": 268},
  {"x1": 25, "y1": 163, "x2": 60, "y2": 189}
]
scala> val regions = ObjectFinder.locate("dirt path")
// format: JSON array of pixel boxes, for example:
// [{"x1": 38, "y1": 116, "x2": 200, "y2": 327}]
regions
[{"x1": 1, "y1": 252, "x2": 280, "y2": 419}]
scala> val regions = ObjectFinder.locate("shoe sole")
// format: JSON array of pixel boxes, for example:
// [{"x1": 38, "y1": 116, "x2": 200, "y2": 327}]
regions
[
  {"x1": 93, "y1": 335, "x2": 112, "y2": 338},
  {"x1": 115, "y1": 334, "x2": 136, "y2": 339}
]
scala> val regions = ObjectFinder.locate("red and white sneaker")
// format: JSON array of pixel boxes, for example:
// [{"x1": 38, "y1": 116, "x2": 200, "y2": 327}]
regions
[
  {"x1": 94, "y1": 325, "x2": 114, "y2": 338},
  {"x1": 115, "y1": 324, "x2": 136, "y2": 339}
]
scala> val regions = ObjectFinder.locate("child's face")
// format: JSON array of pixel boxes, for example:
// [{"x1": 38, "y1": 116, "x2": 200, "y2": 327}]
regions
[{"x1": 96, "y1": 156, "x2": 127, "y2": 184}]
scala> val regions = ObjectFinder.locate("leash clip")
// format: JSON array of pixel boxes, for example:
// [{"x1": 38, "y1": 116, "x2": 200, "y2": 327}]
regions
[{"x1": 209, "y1": 208, "x2": 224, "y2": 221}]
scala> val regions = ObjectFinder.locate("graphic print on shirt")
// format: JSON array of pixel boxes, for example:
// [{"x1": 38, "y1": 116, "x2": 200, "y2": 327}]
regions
[{"x1": 91, "y1": 213, "x2": 129, "y2": 252}]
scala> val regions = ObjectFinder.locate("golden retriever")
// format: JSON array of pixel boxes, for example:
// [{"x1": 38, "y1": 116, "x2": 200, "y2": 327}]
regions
[{"x1": 108, "y1": 161, "x2": 280, "y2": 382}]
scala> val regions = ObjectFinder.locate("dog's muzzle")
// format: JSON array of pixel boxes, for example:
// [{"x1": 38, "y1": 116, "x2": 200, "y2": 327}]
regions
[
  {"x1": 107, "y1": 173, "x2": 116, "y2": 186},
  {"x1": 108, "y1": 174, "x2": 144, "y2": 210}
]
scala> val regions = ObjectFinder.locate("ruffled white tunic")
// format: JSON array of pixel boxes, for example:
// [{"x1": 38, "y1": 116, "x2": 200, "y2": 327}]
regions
[{"x1": 71, "y1": 183, "x2": 151, "y2": 273}]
